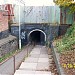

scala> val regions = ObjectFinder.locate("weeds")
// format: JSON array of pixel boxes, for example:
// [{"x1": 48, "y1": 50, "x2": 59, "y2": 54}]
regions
[{"x1": 56, "y1": 23, "x2": 75, "y2": 53}]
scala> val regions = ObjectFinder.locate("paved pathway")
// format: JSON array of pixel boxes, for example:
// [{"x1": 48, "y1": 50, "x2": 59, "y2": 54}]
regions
[{"x1": 14, "y1": 45, "x2": 52, "y2": 75}]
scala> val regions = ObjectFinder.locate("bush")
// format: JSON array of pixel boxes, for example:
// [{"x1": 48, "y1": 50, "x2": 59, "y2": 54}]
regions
[{"x1": 56, "y1": 23, "x2": 75, "y2": 53}]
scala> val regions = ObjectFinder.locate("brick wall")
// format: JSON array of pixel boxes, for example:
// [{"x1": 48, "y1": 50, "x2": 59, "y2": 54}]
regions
[
  {"x1": 0, "y1": 10, "x2": 9, "y2": 39},
  {"x1": 0, "y1": 10, "x2": 8, "y2": 32},
  {"x1": 5, "y1": 4, "x2": 14, "y2": 20}
]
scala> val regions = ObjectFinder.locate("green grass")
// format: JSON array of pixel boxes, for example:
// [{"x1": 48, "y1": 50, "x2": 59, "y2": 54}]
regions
[
  {"x1": 0, "y1": 45, "x2": 32, "y2": 63},
  {"x1": 56, "y1": 22, "x2": 75, "y2": 53},
  {"x1": 0, "y1": 50, "x2": 18, "y2": 63},
  {"x1": 0, "y1": 46, "x2": 26, "y2": 63}
]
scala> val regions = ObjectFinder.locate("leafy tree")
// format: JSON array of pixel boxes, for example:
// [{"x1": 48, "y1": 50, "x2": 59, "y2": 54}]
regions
[
  {"x1": 54, "y1": 0, "x2": 75, "y2": 13},
  {"x1": 56, "y1": 22, "x2": 75, "y2": 53}
]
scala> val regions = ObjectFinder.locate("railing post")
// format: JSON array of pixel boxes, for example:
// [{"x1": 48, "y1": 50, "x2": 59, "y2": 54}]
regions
[
  {"x1": 27, "y1": 44, "x2": 29, "y2": 57},
  {"x1": 13, "y1": 56, "x2": 15, "y2": 73}
]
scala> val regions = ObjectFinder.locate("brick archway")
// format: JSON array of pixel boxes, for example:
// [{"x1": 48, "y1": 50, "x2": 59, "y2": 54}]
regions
[{"x1": 28, "y1": 29, "x2": 46, "y2": 43}]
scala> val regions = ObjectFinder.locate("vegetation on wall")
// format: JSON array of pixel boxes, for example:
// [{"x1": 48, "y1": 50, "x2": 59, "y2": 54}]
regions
[{"x1": 56, "y1": 22, "x2": 75, "y2": 53}]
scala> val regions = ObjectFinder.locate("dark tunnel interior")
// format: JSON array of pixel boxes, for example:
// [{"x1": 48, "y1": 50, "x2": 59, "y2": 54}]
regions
[{"x1": 29, "y1": 31, "x2": 45, "y2": 45}]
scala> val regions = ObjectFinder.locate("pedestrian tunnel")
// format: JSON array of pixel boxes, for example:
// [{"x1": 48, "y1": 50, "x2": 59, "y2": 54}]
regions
[{"x1": 28, "y1": 29, "x2": 46, "y2": 45}]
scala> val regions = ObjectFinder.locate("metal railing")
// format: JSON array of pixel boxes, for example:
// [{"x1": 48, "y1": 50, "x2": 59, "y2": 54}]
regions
[{"x1": 0, "y1": 44, "x2": 34, "y2": 75}]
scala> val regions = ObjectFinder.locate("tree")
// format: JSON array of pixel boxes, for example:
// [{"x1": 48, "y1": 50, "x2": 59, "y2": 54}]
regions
[
  {"x1": 54, "y1": 0, "x2": 75, "y2": 22},
  {"x1": 54, "y1": 0, "x2": 75, "y2": 13}
]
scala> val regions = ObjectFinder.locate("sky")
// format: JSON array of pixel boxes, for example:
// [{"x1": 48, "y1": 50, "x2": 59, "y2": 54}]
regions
[
  {"x1": 0, "y1": 0, "x2": 55, "y2": 6},
  {"x1": 24, "y1": 0, "x2": 55, "y2": 6}
]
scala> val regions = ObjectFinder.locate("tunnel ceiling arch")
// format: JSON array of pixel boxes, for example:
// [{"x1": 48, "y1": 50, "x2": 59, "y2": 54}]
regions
[{"x1": 28, "y1": 29, "x2": 46, "y2": 42}]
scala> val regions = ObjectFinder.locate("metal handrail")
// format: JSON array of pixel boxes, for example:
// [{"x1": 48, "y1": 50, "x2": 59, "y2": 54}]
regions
[{"x1": 0, "y1": 43, "x2": 34, "y2": 74}]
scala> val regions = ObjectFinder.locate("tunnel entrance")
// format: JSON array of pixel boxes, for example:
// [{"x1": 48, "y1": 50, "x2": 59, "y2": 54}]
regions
[{"x1": 28, "y1": 29, "x2": 46, "y2": 45}]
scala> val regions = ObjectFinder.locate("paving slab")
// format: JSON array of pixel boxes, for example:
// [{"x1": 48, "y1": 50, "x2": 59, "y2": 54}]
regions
[
  {"x1": 30, "y1": 50, "x2": 40, "y2": 55},
  {"x1": 36, "y1": 62, "x2": 49, "y2": 70},
  {"x1": 19, "y1": 62, "x2": 37, "y2": 70},
  {"x1": 29, "y1": 54, "x2": 40, "y2": 58},
  {"x1": 35, "y1": 71, "x2": 51, "y2": 75},
  {"x1": 35, "y1": 45, "x2": 42, "y2": 48},
  {"x1": 14, "y1": 70, "x2": 51, "y2": 75},
  {"x1": 40, "y1": 50, "x2": 48, "y2": 54},
  {"x1": 38, "y1": 58, "x2": 49, "y2": 63},
  {"x1": 41, "y1": 47, "x2": 47, "y2": 50},
  {"x1": 14, "y1": 45, "x2": 52, "y2": 75},
  {"x1": 39, "y1": 54, "x2": 48, "y2": 58},
  {"x1": 14, "y1": 70, "x2": 35, "y2": 75},
  {"x1": 25, "y1": 57, "x2": 39, "y2": 63},
  {"x1": 51, "y1": 73, "x2": 55, "y2": 75},
  {"x1": 0, "y1": 74, "x2": 10, "y2": 75}
]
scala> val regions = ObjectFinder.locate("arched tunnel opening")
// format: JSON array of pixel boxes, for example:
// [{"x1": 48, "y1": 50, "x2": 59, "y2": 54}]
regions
[{"x1": 29, "y1": 30, "x2": 46, "y2": 45}]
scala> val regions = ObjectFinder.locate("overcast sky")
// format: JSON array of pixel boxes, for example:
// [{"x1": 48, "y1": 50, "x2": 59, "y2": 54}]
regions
[{"x1": 0, "y1": 0, "x2": 55, "y2": 6}]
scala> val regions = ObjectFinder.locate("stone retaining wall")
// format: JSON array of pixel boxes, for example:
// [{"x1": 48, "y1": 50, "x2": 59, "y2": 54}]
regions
[
  {"x1": 0, "y1": 35, "x2": 18, "y2": 57},
  {"x1": 58, "y1": 24, "x2": 71, "y2": 36},
  {"x1": 0, "y1": 30, "x2": 9, "y2": 40},
  {"x1": 51, "y1": 43, "x2": 66, "y2": 75}
]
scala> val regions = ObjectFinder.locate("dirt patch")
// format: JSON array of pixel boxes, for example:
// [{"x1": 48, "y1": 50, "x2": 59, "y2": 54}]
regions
[
  {"x1": 60, "y1": 48, "x2": 75, "y2": 75},
  {"x1": 48, "y1": 48, "x2": 59, "y2": 75},
  {"x1": 49, "y1": 59, "x2": 59, "y2": 75}
]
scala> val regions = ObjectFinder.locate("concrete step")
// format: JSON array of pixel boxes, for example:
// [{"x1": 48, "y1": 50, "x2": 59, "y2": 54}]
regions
[
  {"x1": 29, "y1": 54, "x2": 40, "y2": 58},
  {"x1": 30, "y1": 49, "x2": 41, "y2": 55},
  {"x1": 14, "y1": 70, "x2": 35, "y2": 75},
  {"x1": 38, "y1": 58, "x2": 49, "y2": 63},
  {"x1": 51, "y1": 73, "x2": 55, "y2": 75},
  {"x1": 14, "y1": 70, "x2": 51, "y2": 75},
  {"x1": 14, "y1": 46, "x2": 53, "y2": 75},
  {"x1": 24, "y1": 57, "x2": 39, "y2": 63},
  {"x1": 39, "y1": 54, "x2": 48, "y2": 58},
  {"x1": 22, "y1": 60, "x2": 50, "y2": 71},
  {"x1": 36, "y1": 62, "x2": 50, "y2": 71},
  {"x1": 35, "y1": 71, "x2": 51, "y2": 75},
  {"x1": 19, "y1": 62, "x2": 37, "y2": 70},
  {"x1": 29, "y1": 54, "x2": 48, "y2": 58}
]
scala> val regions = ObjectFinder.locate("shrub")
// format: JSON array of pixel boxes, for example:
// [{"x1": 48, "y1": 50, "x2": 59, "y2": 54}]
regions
[{"x1": 56, "y1": 23, "x2": 75, "y2": 53}]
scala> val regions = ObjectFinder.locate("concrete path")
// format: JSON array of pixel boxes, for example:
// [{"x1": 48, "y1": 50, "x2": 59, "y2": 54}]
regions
[{"x1": 14, "y1": 45, "x2": 52, "y2": 75}]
